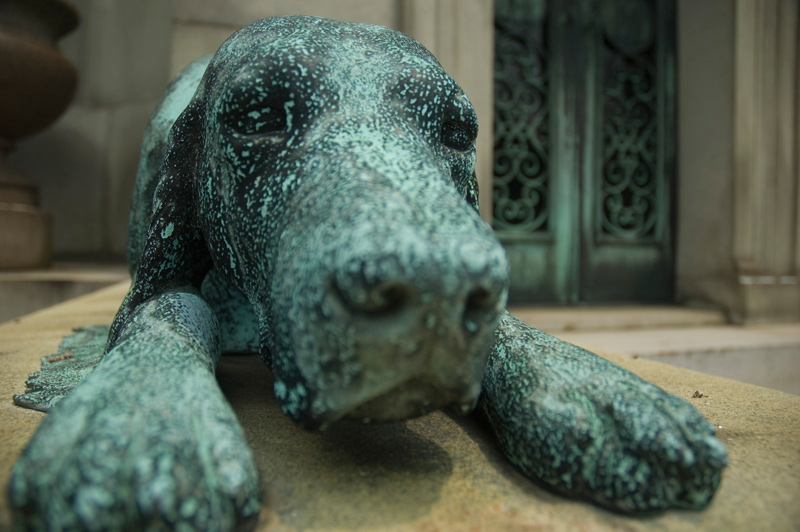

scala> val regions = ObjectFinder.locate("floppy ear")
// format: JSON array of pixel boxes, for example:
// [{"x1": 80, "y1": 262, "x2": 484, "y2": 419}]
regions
[
  {"x1": 467, "y1": 170, "x2": 481, "y2": 211},
  {"x1": 108, "y1": 101, "x2": 214, "y2": 350},
  {"x1": 127, "y1": 56, "x2": 213, "y2": 275}
]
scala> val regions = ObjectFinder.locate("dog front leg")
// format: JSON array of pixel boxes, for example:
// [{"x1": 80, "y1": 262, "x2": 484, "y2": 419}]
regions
[
  {"x1": 9, "y1": 289, "x2": 261, "y2": 532},
  {"x1": 479, "y1": 311, "x2": 728, "y2": 513}
]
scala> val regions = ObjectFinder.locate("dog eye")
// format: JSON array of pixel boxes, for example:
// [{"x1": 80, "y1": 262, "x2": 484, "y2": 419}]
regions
[
  {"x1": 441, "y1": 120, "x2": 476, "y2": 152},
  {"x1": 230, "y1": 105, "x2": 287, "y2": 136}
]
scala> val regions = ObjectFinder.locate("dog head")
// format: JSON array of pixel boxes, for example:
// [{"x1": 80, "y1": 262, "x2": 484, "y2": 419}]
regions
[{"x1": 141, "y1": 17, "x2": 510, "y2": 428}]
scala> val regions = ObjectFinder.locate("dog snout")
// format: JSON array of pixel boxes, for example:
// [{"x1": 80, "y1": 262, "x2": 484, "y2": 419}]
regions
[
  {"x1": 328, "y1": 240, "x2": 508, "y2": 337},
  {"x1": 332, "y1": 277, "x2": 412, "y2": 316},
  {"x1": 463, "y1": 285, "x2": 501, "y2": 334}
]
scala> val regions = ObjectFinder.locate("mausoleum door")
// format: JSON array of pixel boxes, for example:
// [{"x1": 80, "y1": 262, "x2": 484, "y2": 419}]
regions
[{"x1": 493, "y1": 0, "x2": 676, "y2": 304}]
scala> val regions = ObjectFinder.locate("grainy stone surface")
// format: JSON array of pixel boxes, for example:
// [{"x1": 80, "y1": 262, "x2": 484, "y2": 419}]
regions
[{"x1": 2, "y1": 283, "x2": 799, "y2": 531}]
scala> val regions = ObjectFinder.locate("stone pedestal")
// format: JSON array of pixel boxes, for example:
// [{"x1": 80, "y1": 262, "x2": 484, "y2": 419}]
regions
[
  {"x1": 1, "y1": 283, "x2": 799, "y2": 530},
  {"x1": 0, "y1": 152, "x2": 51, "y2": 269},
  {"x1": 0, "y1": 0, "x2": 78, "y2": 269}
]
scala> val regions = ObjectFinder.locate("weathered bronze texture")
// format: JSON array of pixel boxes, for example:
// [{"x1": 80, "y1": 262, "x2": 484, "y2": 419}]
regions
[{"x1": 9, "y1": 16, "x2": 725, "y2": 530}]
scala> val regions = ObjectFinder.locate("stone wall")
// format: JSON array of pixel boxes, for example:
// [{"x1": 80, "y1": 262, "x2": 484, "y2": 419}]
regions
[
  {"x1": 8, "y1": 0, "x2": 797, "y2": 323},
  {"x1": 10, "y1": 0, "x2": 174, "y2": 261},
  {"x1": 170, "y1": 1, "x2": 400, "y2": 77},
  {"x1": 9, "y1": 0, "x2": 493, "y2": 262}
]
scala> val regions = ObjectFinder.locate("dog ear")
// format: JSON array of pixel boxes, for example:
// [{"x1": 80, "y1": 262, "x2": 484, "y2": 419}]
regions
[
  {"x1": 467, "y1": 170, "x2": 481, "y2": 211},
  {"x1": 127, "y1": 55, "x2": 213, "y2": 276},
  {"x1": 108, "y1": 102, "x2": 214, "y2": 349}
]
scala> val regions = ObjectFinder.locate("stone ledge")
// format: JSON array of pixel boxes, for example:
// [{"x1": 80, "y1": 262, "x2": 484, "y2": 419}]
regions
[
  {"x1": 0, "y1": 263, "x2": 129, "y2": 324},
  {"x1": 509, "y1": 305, "x2": 728, "y2": 332},
  {"x1": 554, "y1": 325, "x2": 800, "y2": 396},
  {"x1": 1, "y1": 282, "x2": 799, "y2": 531}
]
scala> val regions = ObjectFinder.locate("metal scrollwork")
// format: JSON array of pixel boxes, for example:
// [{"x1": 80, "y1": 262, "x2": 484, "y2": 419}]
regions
[
  {"x1": 599, "y1": 0, "x2": 660, "y2": 239},
  {"x1": 493, "y1": 8, "x2": 550, "y2": 234}
]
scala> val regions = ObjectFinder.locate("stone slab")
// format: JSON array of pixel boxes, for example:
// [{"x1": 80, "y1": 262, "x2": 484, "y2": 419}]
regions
[
  {"x1": 554, "y1": 325, "x2": 800, "y2": 396},
  {"x1": 557, "y1": 324, "x2": 800, "y2": 354},
  {"x1": 0, "y1": 263, "x2": 129, "y2": 324},
  {"x1": 1, "y1": 282, "x2": 799, "y2": 531},
  {"x1": 170, "y1": 22, "x2": 239, "y2": 77},
  {"x1": 61, "y1": 0, "x2": 174, "y2": 106},
  {"x1": 508, "y1": 305, "x2": 728, "y2": 332},
  {"x1": 172, "y1": 0, "x2": 398, "y2": 29}
]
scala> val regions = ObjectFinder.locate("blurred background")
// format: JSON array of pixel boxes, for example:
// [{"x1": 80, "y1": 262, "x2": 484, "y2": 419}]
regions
[{"x1": 1, "y1": 0, "x2": 798, "y2": 393}]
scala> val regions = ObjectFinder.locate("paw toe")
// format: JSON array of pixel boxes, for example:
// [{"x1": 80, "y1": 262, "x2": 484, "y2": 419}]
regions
[{"x1": 591, "y1": 396, "x2": 728, "y2": 512}]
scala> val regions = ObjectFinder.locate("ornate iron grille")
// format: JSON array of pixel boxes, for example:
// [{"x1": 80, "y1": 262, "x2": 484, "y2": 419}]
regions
[
  {"x1": 493, "y1": 3, "x2": 550, "y2": 234},
  {"x1": 598, "y1": 1, "x2": 660, "y2": 239}
]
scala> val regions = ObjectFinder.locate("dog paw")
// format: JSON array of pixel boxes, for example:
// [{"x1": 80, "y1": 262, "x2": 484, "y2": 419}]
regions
[
  {"x1": 9, "y1": 356, "x2": 261, "y2": 531},
  {"x1": 481, "y1": 313, "x2": 728, "y2": 512},
  {"x1": 503, "y1": 376, "x2": 728, "y2": 512}
]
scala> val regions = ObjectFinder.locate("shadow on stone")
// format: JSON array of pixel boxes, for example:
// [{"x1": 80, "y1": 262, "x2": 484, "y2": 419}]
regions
[
  {"x1": 444, "y1": 409, "x2": 564, "y2": 503},
  {"x1": 446, "y1": 410, "x2": 670, "y2": 520},
  {"x1": 216, "y1": 355, "x2": 453, "y2": 530}
]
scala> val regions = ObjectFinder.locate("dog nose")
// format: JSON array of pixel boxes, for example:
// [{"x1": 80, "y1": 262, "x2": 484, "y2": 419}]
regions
[
  {"x1": 333, "y1": 278, "x2": 412, "y2": 315},
  {"x1": 329, "y1": 243, "x2": 508, "y2": 336},
  {"x1": 462, "y1": 286, "x2": 500, "y2": 334}
]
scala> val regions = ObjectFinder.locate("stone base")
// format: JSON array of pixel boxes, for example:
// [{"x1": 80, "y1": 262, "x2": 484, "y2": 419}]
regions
[
  {"x1": 0, "y1": 206, "x2": 51, "y2": 269},
  {"x1": 1, "y1": 282, "x2": 799, "y2": 531},
  {"x1": 679, "y1": 274, "x2": 800, "y2": 324},
  {"x1": 0, "y1": 262, "x2": 130, "y2": 323}
]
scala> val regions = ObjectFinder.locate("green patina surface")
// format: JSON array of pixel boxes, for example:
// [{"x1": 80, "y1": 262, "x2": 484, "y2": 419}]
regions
[{"x1": 9, "y1": 15, "x2": 726, "y2": 532}]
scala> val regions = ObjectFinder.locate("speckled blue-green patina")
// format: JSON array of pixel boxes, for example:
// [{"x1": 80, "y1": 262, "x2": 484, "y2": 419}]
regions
[{"x1": 9, "y1": 16, "x2": 726, "y2": 531}]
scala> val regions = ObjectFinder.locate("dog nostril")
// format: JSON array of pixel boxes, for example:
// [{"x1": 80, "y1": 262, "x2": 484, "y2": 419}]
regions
[
  {"x1": 463, "y1": 287, "x2": 498, "y2": 334},
  {"x1": 332, "y1": 278, "x2": 412, "y2": 315}
]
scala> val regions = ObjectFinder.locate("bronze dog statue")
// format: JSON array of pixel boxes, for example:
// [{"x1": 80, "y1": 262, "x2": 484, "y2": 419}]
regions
[{"x1": 10, "y1": 16, "x2": 727, "y2": 531}]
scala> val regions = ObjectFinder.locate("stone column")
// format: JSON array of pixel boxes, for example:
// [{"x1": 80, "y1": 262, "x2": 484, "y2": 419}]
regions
[
  {"x1": 677, "y1": 0, "x2": 800, "y2": 323},
  {"x1": 399, "y1": 0, "x2": 495, "y2": 222},
  {"x1": 731, "y1": 0, "x2": 799, "y2": 322}
]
